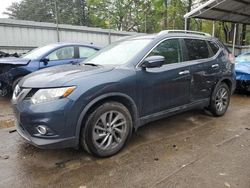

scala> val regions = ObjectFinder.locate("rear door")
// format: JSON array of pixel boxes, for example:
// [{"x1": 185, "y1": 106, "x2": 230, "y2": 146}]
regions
[
  {"x1": 137, "y1": 38, "x2": 191, "y2": 117},
  {"x1": 184, "y1": 38, "x2": 221, "y2": 101}
]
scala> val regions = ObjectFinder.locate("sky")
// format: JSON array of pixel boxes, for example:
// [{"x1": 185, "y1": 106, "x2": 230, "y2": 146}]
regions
[{"x1": 0, "y1": 0, "x2": 21, "y2": 18}]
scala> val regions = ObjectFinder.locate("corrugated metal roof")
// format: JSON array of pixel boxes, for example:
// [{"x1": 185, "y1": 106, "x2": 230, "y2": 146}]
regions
[{"x1": 184, "y1": 0, "x2": 250, "y2": 25}]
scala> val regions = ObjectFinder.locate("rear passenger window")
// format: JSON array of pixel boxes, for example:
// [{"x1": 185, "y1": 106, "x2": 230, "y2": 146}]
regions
[
  {"x1": 149, "y1": 39, "x2": 182, "y2": 64},
  {"x1": 208, "y1": 41, "x2": 219, "y2": 55},
  {"x1": 184, "y1": 39, "x2": 210, "y2": 60},
  {"x1": 79, "y1": 47, "x2": 97, "y2": 58}
]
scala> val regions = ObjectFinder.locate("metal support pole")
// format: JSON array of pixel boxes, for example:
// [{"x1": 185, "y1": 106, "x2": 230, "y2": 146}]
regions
[
  {"x1": 108, "y1": 11, "x2": 111, "y2": 44},
  {"x1": 54, "y1": 0, "x2": 60, "y2": 42},
  {"x1": 185, "y1": 17, "x2": 188, "y2": 31},
  {"x1": 212, "y1": 21, "x2": 215, "y2": 37},
  {"x1": 232, "y1": 23, "x2": 237, "y2": 56}
]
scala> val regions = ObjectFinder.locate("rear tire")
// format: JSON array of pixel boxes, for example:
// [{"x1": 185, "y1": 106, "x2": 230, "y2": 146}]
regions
[
  {"x1": 81, "y1": 102, "x2": 132, "y2": 157},
  {"x1": 208, "y1": 83, "x2": 230, "y2": 117}
]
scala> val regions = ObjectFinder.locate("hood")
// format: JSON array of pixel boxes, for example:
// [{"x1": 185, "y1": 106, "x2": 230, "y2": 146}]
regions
[
  {"x1": 20, "y1": 64, "x2": 114, "y2": 88},
  {"x1": 0, "y1": 57, "x2": 31, "y2": 65}
]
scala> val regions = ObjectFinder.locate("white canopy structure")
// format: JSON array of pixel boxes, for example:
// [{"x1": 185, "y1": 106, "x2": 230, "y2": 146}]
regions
[{"x1": 184, "y1": 0, "x2": 250, "y2": 55}]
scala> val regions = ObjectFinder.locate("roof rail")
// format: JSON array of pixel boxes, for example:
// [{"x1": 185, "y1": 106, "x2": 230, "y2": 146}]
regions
[{"x1": 158, "y1": 30, "x2": 211, "y2": 37}]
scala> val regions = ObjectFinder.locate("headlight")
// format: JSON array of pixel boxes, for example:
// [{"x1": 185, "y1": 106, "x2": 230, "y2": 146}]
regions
[{"x1": 31, "y1": 86, "x2": 76, "y2": 104}]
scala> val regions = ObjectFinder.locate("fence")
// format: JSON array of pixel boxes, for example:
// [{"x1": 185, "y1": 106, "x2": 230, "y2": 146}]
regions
[
  {"x1": 0, "y1": 19, "x2": 136, "y2": 53},
  {"x1": 226, "y1": 44, "x2": 250, "y2": 56}
]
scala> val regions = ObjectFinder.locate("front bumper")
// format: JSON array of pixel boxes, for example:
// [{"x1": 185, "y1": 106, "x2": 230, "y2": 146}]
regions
[
  {"x1": 16, "y1": 121, "x2": 76, "y2": 149},
  {"x1": 12, "y1": 97, "x2": 79, "y2": 149}
]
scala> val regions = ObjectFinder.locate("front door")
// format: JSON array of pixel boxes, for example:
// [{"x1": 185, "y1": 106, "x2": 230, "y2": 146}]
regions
[
  {"x1": 39, "y1": 46, "x2": 77, "y2": 69},
  {"x1": 137, "y1": 38, "x2": 191, "y2": 117}
]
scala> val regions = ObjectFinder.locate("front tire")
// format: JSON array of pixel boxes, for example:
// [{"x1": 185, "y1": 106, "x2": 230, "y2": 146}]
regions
[
  {"x1": 208, "y1": 83, "x2": 230, "y2": 116},
  {"x1": 81, "y1": 102, "x2": 132, "y2": 157}
]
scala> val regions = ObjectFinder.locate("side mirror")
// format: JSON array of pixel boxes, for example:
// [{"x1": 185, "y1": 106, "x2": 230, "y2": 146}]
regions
[
  {"x1": 141, "y1": 55, "x2": 165, "y2": 69},
  {"x1": 40, "y1": 58, "x2": 50, "y2": 65}
]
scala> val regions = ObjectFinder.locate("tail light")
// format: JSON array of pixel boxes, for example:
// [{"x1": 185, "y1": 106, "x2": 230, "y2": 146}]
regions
[{"x1": 228, "y1": 53, "x2": 235, "y2": 64}]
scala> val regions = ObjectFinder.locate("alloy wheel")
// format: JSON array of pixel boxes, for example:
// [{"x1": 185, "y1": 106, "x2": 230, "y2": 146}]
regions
[
  {"x1": 215, "y1": 87, "x2": 229, "y2": 112},
  {"x1": 92, "y1": 110, "x2": 127, "y2": 151}
]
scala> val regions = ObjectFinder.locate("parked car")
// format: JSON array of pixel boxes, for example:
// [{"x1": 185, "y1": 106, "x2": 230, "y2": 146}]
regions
[
  {"x1": 0, "y1": 43, "x2": 100, "y2": 96},
  {"x1": 235, "y1": 52, "x2": 250, "y2": 91},
  {"x1": 12, "y1": 30, "x2": 236, "y2": 157}
]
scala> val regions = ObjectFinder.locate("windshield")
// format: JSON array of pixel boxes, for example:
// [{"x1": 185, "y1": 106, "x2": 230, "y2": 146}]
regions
[
  {"x1": 83, "y1": 39, "x2": 152, "y2": 65},
  {"x1": 22, "y1": 45, "x2": 57, "y2": 59},
  {"x1": 236, "y1": 53, "x2": 250, "y2": 63}
]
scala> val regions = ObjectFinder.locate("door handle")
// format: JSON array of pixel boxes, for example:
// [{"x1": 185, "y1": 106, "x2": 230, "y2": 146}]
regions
[
  {"x1": 212, "y1": 64, "x2": 219, "y2": 68},
  {"x1": 179, "y1": 70, "x2": 190, "y2": 75}
]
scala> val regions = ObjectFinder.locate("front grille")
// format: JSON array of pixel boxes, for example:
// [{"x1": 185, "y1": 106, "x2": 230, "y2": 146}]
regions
[{"x1": 24, "y1": 89, "x2": 39, "y2": 100}]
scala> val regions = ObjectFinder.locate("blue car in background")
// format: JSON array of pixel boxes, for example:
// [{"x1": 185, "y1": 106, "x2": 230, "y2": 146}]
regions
[
  {"x1": 235, "y1": 52, "x2": 250, "y2": 91},
  {"x1": 0, "y1": 43, "x2": 100, "y2": 96}
]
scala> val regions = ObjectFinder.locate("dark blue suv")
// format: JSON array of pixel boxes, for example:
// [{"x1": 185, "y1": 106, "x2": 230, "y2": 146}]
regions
[
  {"x1": 12, "y1": 31, "x2": 236, "y2": 157},
  {"x1": 0, "y1": 43, "x2": 100, "y2": 96}
]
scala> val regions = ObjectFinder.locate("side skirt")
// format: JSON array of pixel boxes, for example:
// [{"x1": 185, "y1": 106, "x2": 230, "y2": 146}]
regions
[{"x1": 138, "y1": 98, "x2": 210, "y2": 128}]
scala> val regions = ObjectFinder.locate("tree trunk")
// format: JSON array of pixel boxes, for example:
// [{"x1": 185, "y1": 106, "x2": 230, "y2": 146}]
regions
[
  {"x1": 222, "y1": 22, "x2": 229, "y2": 43},
  {"x1": 79, "y1": 0, "x2": 87, "y2": 26},
  {"x1": 186, "y1": 0, "x2": 192, "y2": 30},
  {"x1": 163, "y1": 0, "x2": 168, "y2": 29},
  {"x1": 241, "y1": 24, "x2": 246, "y2": 46}
]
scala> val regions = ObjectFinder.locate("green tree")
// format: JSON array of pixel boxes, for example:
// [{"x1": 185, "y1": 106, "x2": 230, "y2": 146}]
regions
[
  {"x1": 5, "y1": 0, "x2": 218, "y2": 35},
  {"x1": 5, "y1": 0, "x2": 54, "y2": 22},
  {"x1": 5, "y1": 0, "x2": 90, "y2": 26}
]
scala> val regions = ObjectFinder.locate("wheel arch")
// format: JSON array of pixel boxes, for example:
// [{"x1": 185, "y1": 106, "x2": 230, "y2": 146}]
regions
[
  {"x1": 218, "y1": 77, "x2": 234, "y2": 94},
  {"x1": 75, "y1": 93, "x2": 139, "y2": 146},
  {"x1": 211, "y1": 77, "x2": 234, "y2": 102}
]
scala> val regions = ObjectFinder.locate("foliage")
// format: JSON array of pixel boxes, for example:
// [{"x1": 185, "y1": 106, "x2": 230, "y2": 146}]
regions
[
  {"x1": 5, "y1": 0, "x2": 89, "y2": 26},
  {"x1": 4, "y1": 0, "x2": 249, "y2": 45},
  {"x1": 4, "y1": 0, "x2": 193, "y2": 32}
]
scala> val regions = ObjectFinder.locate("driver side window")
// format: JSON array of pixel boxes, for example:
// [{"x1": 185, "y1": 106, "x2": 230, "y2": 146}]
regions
[
  {"x1": 149, "y1": 39, "x2": 182, "y2": 65},
  {"x1": 46, "y1": 46, "x2": 74, "y2": 61}
]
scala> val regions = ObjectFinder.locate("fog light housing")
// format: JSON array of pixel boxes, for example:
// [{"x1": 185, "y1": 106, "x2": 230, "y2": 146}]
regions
[{"x1": 37, "y1": 125, "x2": 47, "y2": 135}]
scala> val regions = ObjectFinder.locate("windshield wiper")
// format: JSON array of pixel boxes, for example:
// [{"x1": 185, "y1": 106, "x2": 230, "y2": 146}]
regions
[{"x1": 83, "y1": 63, "x2": 99, "y2": 66}]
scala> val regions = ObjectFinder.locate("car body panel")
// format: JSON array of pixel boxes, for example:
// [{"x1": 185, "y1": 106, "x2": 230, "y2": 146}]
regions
[
  {"x1": 0, "y1": 57, "x2": 31, "y2": 65},
  {"x1": 0, "y1": 43, "x2": 100, "y2": 95},
  {"x1": 11, "y1": 33, "x2": 236, "y2": 149},
  {"x1": 19, "y1": 64, "x2": 113, "y2": 88},
  {"x1": 235, "y1": 52, "x2": 250, "y2": 91},
  {"x1": 137, "y1": 62, "x2": 191, "y2": 116},
  {"x1": 235, "y1": 62, "x2": 250, "y2": 80},
  {"x1": 189, "y1": 50, "x2": 232, "y2": 101}
]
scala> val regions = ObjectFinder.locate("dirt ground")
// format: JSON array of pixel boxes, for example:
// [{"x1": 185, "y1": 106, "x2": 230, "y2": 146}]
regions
[
  {"x1": 0, "y1": 94, "x2": 250, "y2": 188},
  {"x1": 0, "y1": 97, "x2": 15, "y2": 129}
]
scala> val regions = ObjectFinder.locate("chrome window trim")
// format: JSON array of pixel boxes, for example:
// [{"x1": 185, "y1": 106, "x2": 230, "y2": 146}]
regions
[{"x1": 135, "y1": 36, "x2": 222, "y2": 69}]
